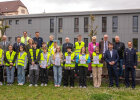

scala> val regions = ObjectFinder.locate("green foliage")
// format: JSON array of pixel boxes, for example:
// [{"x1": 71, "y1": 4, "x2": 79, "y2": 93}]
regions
[{"x1": 90, "y1": 93, "x2": 112, "y2": 100}]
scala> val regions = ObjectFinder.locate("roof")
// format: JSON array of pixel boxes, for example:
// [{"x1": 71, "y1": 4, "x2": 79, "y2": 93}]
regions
[
  {"x1": 0, "y1": 8, "x2": 140, "y2": 19},
  {"x1": 0, "y1": 0, "x2": 27, "y2": 13}
]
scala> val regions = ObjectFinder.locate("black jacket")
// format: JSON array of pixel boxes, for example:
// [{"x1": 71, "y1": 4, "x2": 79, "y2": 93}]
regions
[
  {"x1": 113, "y1": 42, "x2": 125, "y2": 59},
  {"x1": 62, "y1": 43, "x2": 73, "y2": 54}
]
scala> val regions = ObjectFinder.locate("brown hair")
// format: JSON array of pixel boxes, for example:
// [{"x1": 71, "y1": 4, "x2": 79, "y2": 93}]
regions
[
  {"x1": 80, "y1": 47, "x2": 87, "y2": 54},
  {"x1": 53, "y1": 46, "x2": 63, "y2": 60}
]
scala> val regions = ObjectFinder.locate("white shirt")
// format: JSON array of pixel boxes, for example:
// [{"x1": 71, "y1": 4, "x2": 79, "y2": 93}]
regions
[
  {"x1": 110, "y1": 50, "x2": 113, "y2": 58},
  {"x1": 103, "y1": 41, "x2": 108, "y2": 53}
]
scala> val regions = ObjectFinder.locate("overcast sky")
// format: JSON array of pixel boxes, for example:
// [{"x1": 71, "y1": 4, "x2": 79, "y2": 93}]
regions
[{"x1": 0, "y1": 0, "x2": 140, "y2": 14}]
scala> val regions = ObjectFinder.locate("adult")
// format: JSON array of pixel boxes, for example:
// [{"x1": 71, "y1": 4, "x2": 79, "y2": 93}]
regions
[
  {"x1": 104, "y1": 43, "x2": 119, "y2": 88},
  {"x1": 62, "y1": 37, "x2": 73, "y2": 54},
  {"x1": 74, "y1": 35, "x2": 85, "y2": 76},
  {"x1": 113, "y1": 36, "x2": 125, "y2": 78},
  {"x1": 21, "y1": 31, "x2": 30, "y2": 45},
  {"x1": 99, "y1": 34, "x2": 110, "y2": 77},
  {"x1": 33, "y1": 32, "x2": 43, "y2": 49},
  {"x1": 88, "y1": 36, "x2": 99, "y2": 77},
  {"x1": 47, "y1": 35, "x2": 54, "y2": 54},
  {"x1": 13, "y1": 36, "x2": 25, "y2": 52},
  {"x1": 0, "y1": 35, "x2": 10, "y2": 52},
  {"x1": 123, "y1": 41, "x2": 137, "y2": 89}
]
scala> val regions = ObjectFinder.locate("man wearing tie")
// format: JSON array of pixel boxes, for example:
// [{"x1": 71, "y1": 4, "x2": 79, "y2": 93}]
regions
[
  {"x1": 13, "y1": 36, "x2": 25, "y2": 52},
  {"x1": 0, "y1": 35, "x2": 10, "y2": 52},
  {"x1": 104, "y1": 43, "x2": 119, "y2": 88},
  {"x1": 123, "y1": 41, "x2": 137, "y2": 89}
]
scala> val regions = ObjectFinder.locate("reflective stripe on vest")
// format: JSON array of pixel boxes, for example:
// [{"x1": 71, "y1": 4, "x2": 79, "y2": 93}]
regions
[
  {"x1": 29, "y1": 49, "x2": 40, "y2": 61},
  {"x1": 65, "y1": 52, "x2": 75, "y2": 67},
  {"x1": 5, "y1": 51, "x2": 16, "y2": 66},
  {"x1": 0, "y1": 49, "x2": 3, "y2": 64},
  {"x1": 78, "y1": 54, "x2": 89, "y2": 67},
  {"x1": 91, "y1": 52, "x2": 103, "y2": 67},
  {"x1": 17, "y1": 52, "x2": 27, "y2": 66},
  {"x1": 75, "y1": 41, "x2": 85, "y2": 55},
  {"x1": 47, "y1": 42, "x2": 54, "y2": 54}
]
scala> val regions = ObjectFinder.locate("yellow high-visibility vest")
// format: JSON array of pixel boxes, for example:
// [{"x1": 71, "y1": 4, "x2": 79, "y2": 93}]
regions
[
  {"x1": 5, "y1": 51, "x2": 16, "y2": 66},
  {"x1": 78, "y1": 54, "x2": 89, "y2": 67},
  {"x1": 29, "y1": 49, "x2": 40, "y2": 62},
  {"x1": 65, "y1": 52, "x2": 75, "y2": 67},
  {"x1": 91, "y1": 52, "x2": 103, "y2": 67},
  {"x1": 0, "y1": 49, "x2": 3, "y2": 65},
  {"x1": 17, "y1": 52, "x2": 27, "y2": 66},
  {"x1": 21, "y1": 36, "x2": 30, "y2": 44},
  {"x1": 75, "y1": 41, "x2": 85, "y2": 55}
]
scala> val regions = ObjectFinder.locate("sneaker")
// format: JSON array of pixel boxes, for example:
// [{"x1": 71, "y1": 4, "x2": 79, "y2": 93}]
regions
[
  {"x1": 90, "y1": 73, "x2": 93, "y2": 78},
  {"x1": 41, "y1": 83, "x2": 44, "y2": 86},
  {"x1": 83, "y1": 86, "x2": 87, "y2": 88},
  {"x1": 70, "y1": 86, "x2": 74, "y2": 88},
  {"x1": 44, "y1": 84, "x2": 47, "y2": 86},
  {"x1": 0, "y1": 82, "x2": 3, "y2": 85},
  {"x1": 79, "y1": 86, "x2": 82, "y2": 88},
  {"x1": 20, "y1": 83, "x2": 23, "y2": 85},
  {"x1": 55, "y1": 85, "x2": 57, "y2": 87},
  {"x1": 35, "y1": 84, "x2": 38, "y2": 87},
  {"x1": 57, "y1": 85, "x2": 60, "y2": 87},
  {"x1": 18, "y1": 83, "x2": 20, "y2": 85},
  {"x1": 29, "y1": 84, "x2": 33, "y2": 87}
]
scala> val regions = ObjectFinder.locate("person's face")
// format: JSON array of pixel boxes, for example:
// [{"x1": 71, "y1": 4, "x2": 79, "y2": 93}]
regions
[
  {"x1": 9, "y1": 46, "x2": 13, "y2": 51},
  {"x1": 78, "y1": 36, "x2": 82, "y2": 41},
  {"x1": 42, "y1": 44, "x2": 46, "y2": 48},
  {"x1": 81, "y1": 47, "x2": 85, "y2": 53},
  {"x1": 56, "y1": 47, "x2": 60, "y2": 52},
  {"x1": 35, "y1": 33, "x2": 40, "y2": 38},
  {"x1": 2, "y1": 36, "x2": 7, "y2": 41},
  {"x1": 43, "y1": 49, "x2": 47, "y2": 53},
  {"x1": 104, "y1": 35, "x2": 108, "y2": 41},
  {"x1": 128, "y1": 42, "x2": 132, "y2": 48},
  {"x1": 33, "y1": 44, "x2": 37, "y2": 48},
  {"x1": 95, "y1": 47, "x2": 99, "y2": 52},
  {"x1": 115, "y1": 37, "x2": 120, "y2": 43},
  {"x1": 17, "y1": 37, "x2": 21, "y2": 43},
  {"x1": 23, "y1": 32, "x2": 27, "y2": 37},
  {"x1": 49, "y1": 36, "x2": 53, "y2": 41},
  {"x1": 28, "y1": 39, "x2": 33, "y2": 44},
  {"x1": 20, "y1": 46, "x2": 23, "y2": 51},
  {"x1": 54, "y1": 42, "x2": 57, "y2": 46},
  {"x1": 67, "y1": 48, "x2": 71, "y2": 52},
  {"x1": 92, "y1": 38, "x2": 96, "y2": 43},
  {"x1": 108, "y1": 44, "x2": 113, "y2": 50},
  {"x1": 65, "y1": 38, "x2": 70, "y2": 43}
]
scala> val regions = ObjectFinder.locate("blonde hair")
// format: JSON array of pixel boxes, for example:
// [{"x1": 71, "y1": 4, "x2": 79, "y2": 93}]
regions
[{"x1": 53, "y1": 46, "x2": 63, "y2": 60}]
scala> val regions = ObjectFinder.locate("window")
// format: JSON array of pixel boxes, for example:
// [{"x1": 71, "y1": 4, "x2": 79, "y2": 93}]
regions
[
  {"x1": 74, "y1": 38, "x2": 78, "y2": 44},
  {"x1": 15, "y1": 20, "x2": 19, "y2": 25},
  {"x1": 58, "y1": 18, "x2": 63, "y2": 33},
  {"x1": 21, "y1": 9, "x2": 25, "y2": 14},
  {"x1": 102, "y1": 17, "x2": 107, "y2": 32},
  {"x1": 28, "y1": 19, "x2": 32, "y2": 24},
  {"x1": 74, "y1": 18, "x2": 79, "y2": 32},
  {"x1": 112, "y1": 16, "x2": 118, "y2": 32},
  {"x1": 112, "y1": 38, "x2": 115, "y2": 44},
  {"x1": 133, "y1": 16, "x2": 138, "y2": 32},
  {"x1": 133, "y1": 38, "x2": 138, "y2": 50},
  {"x1": 8, "y1": 37, "x2": 12, "y2": 42},
  {"x1": 84, "y1": 17, "x2": 89, "y2": 32},
  {"x1": 50, "y1": 18, "x2": 54, "y2": 33},
  {"x1": 9, "y1": 20, "x2": 12, "y2": 25},
  {"x1": 84, "y1": 38, "x2": 88, "y2": 47},
  {"x1": 58, "y1": 37, "x2": 62, "y2": 45}
]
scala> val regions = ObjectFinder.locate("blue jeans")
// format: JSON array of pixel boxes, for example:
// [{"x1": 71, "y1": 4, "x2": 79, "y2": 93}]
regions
[
  {"x1": 53, "y1": 65, "x2": 62, "y2": 85},
  {"x1": 6, "y1": 67, "x2": 15, "y2": 84},
  {"x1": 118, "y1": 59, "x2": 123, "y2": 77},
  {"x1": 17, "y1": 66, "x2": 25, "y2": 84}
]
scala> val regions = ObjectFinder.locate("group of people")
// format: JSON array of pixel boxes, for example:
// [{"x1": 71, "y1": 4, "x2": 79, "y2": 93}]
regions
[{"x1": 0, "y1": 31, "x2": 137, "y2": 89}]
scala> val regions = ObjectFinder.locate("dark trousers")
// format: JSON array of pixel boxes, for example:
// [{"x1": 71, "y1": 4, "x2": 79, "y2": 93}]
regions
[
  {"x1": 0, "y1": 66, "x2": 3, "y2": 82},
  {"x1": 125, "y1": 67, "x2": 136, "y2": 87},
  {"x1": 79, "y1": 66, "x2": 88, "y2": 87},
  {"x1": 107, "y1": 66, "x2": 119, "y2": 86},
  {"x1": 63, "y1": 69, "x2": 74, "y2": 87},
  {"x1": 75, "y1": 63, "x2": 79, "y2": 75},
  {"x1": 40, "y1": 68, "x2": 48, "y2": 84}
]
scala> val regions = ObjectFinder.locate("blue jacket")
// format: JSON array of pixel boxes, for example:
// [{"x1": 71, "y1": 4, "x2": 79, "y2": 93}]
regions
[
  {"x1": 76, "y1": 54, "x2": 91, "y2": 64},
  {"x1": 123, "y1": 48, "x2": 137, "y2": 67},
  {"x1": 104, "y1": 49, "x2": 119, "y2": 67},
  {"x1": 33, "y1": 37, "x2": 43, "y2": 49}
]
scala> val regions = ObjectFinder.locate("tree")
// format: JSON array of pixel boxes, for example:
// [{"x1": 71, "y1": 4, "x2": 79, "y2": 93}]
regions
[
  {"x1": 0, "y1": 19, "x2": 10, "y2": 41},
  {"x1": 88, "y1": 15, "x2": 98, "y2": 41}
]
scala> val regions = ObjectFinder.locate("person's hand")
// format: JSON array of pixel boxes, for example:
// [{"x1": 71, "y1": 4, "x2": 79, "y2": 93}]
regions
[
  {"x1": 111, "y1": 61, "x2": 115, "y2": 65},
  {"x1": 123, "y1": 65, "x2": 125, "y2": 69},
  {"x1": 109, "y1": 62, "x2": 112, "y2": 65},
  {"x1": 134, "y1": 66, "x2": 137, "y2": 69},
  {"x1": 10, "y1": 66, "x2": 12, "y2": 69},
  {"x1": 64, "y1": 59, "x2": 66, "y2": 62},
  {"x1": 46, "y1": 65, "x2": 48, "y2": 68},
  {"x1": 40, "y1": 65, "x2": 42, "y2": 68},
  {"x1": 10, "y1": 63, "x2": 13, "y2": 66},
  {"x1": 0, "y1": 64, "x2": 2, "y2": 66}
]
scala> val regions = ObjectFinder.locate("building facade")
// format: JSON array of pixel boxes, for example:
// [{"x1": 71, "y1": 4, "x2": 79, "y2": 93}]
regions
[{"x1": 0, "y1": 9, "x2": 140, "y2": 51}]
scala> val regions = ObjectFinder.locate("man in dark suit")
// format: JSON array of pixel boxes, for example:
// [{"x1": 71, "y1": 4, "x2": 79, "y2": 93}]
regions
[
  {"x1": 62, "y1": 37, "x2": 73, "y2": 54},
  {"x1": 0, "y1": 35, "x2": 10, "y2": 52},
  {"x1": 13, "y1": 36, "x2": 25, "y2": 52},
  {"x1": 104, "y1": 43, "x2": 119, "y2": 87},
  {"x1": 123, "y1": 41, "x2": 137, "y2": 89}
]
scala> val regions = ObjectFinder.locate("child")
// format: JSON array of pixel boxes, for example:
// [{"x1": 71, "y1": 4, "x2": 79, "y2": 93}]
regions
[
  {"x1": 28, "y1": 42, "x2": 42, "y2": 87},
  {"x1": 91, "y1": 47, "x2": 103, "y2": 88},
  {"x1": 40, "y1": 47, "x2": 51, "y2": 86},
  {"x1": 63, "y1": 46, "x2": 75, "y2": 88},
  {"x1": 0, "y1": 45, "x2": 4, "y2": 85},
  {"x1": 53, "y1": 46, "x2": 63, "y2": 87},
  {"x1": 40, "y1": 42, "x2": 47, "y2": 52},
  {"x1": 16, "y1": 45, "x2": 27, "y2": 85},
  {"x1": 76, "y1": 47, "x2": 90, "y2": 88},
  {"x1": 4, "y1": 45, "x2": 17, "y2": 85}
]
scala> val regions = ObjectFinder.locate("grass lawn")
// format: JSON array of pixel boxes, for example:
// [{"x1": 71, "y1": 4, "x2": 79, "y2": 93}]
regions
[{"x1": 0, "y1": 81, "x2": 140, "y2": 100}]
